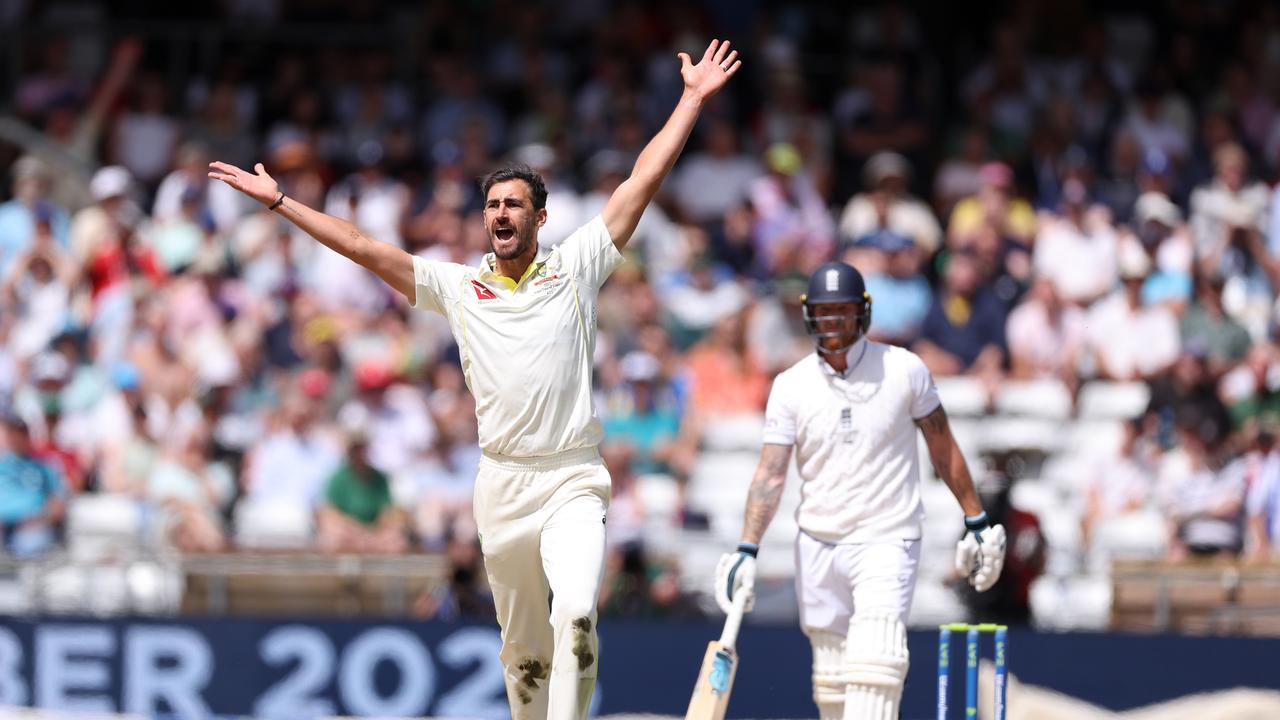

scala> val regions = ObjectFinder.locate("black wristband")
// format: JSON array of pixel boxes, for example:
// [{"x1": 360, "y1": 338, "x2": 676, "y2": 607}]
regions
[
  {"x1": 964, "y1": 511, "x2": 990, "y2": 531},
  {"x1": 268, "y1": 191, "x2": 285, "y2": 211},
  {"x1": 737, "y1": 542, "x2": 759, "y2": 557}
]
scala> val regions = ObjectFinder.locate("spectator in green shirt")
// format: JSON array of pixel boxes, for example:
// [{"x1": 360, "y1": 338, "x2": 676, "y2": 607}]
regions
[
  {"x1": 1180, "y1": 272, "x2": 1251, "y2": 380},
  {"x1": 317, "y1": 428, "x2": 407, "y2": 553}
]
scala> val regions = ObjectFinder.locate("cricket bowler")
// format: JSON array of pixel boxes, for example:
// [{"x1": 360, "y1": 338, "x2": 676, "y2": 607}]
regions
[
  {"x1": 211, "y1": 39, "x2": 741, "y2": 720},
  {"x1": 715, "y1": 260, "x2": 1006, "y2": 720}
]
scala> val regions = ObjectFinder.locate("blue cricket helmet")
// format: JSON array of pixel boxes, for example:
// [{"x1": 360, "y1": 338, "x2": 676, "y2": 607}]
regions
[{"x1": 801, "y1": 261, "x2": 873, "y2": 355}]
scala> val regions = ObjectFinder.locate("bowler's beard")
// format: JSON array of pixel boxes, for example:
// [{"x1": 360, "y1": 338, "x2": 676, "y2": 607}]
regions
[{"x1": 492, "y1": 225, "x2": 536, "y2": 260}]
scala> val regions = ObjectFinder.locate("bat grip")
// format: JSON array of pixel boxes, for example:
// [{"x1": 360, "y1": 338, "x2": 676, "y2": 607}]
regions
[{"x1": 719, "y1": 590, "x2": 750, "y2": 650}]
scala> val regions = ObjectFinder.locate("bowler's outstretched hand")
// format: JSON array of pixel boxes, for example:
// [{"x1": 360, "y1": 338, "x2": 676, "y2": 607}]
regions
[
  {"x1": 208, "y1": 161, "x2": 280, "y2": 206},
  {"x1": 678, "y1": 39, "x2": 741, "y2": 101}
]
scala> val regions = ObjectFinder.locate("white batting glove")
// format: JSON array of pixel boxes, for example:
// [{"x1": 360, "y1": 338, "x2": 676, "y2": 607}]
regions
[
  {"x1": 714, "y1": 542, "x2": 758, "y2": 614},
  {"x1": 954, "y1": 513, "x2": 1007, "y2": 592}
]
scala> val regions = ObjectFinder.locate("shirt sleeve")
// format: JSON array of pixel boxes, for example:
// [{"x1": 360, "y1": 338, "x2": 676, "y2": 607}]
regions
[
  {"x1": 761, "y1": 373, "x2": 797, "y2": 446},
  {"x1": 904, "y1": 349, "x2": 942, "y2": 420},
  {"x1": 556, "y1": 215, "x2": 625, "y2": 291},
  {"x1": 1217, "y1": 461, "x2": 1248, "y2": 506},
  {"x1": 411, "y1": 255, "x2": 458, "y2": 314},
  {"x1": 1247, "y1": 460, "x2": 1277, "y2": 516}
]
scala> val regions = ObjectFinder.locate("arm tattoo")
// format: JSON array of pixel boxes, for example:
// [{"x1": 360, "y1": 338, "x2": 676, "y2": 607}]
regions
[
  {"x1": 916, "y1": 405, "x2": 959, "y2": 480},
  {"x1": 742, "y1": 444, "x2": 791, "y2": 544},
  {"x1": 280, "y1": 204, "x2": 305, "y2": 222},
  {"x1": 348, "y1": 229, "x2": 369, "y2": 252},
  {"x1": 915, "y1": 404, "x2": 949, "y2": 436},
  {"x1": 916, "y1": 405, "x2": 982, "y2": 516}
]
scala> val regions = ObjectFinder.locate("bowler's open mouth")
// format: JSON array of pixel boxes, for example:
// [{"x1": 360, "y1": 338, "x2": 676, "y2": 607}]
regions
[{"x1": 495, "y1": 227, "x2": 515, "y2": 241}]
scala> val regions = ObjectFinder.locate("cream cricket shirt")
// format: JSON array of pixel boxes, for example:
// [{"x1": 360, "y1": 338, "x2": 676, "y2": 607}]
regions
[
  {"x1": 412, "y1": 215, "x2": 623, "y2": 457},
  {"x1": 762, "y1": 338, "x2": 941, "y2": 543}
]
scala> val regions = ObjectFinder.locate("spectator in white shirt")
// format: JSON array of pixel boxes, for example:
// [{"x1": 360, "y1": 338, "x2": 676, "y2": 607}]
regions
[
  {"x1": 1081, "y1": 417, "x2": 1162, "y2": 561},
  {"x1": 111, "y1": 73, "x2": 181, "y2": 187},
  {"x1": 838, "y1": 151, "x2": 942, "y2": 256},
  {"x1": 1033, "y1": 177, "x2": 1118, "y2": 306},
  {"x1": 1159, "y1": 409, "x2": 1246, "y2": 559},
  {"x1": 1006, "y1": 274, "x2": 1086, "y2": 390},
  {"x1": 1122, "y1": 78, "x2": 1191, "y2": 165},
  {"x1": 1128, "y1": 191, "x2": 1194, "y2": 311},
  {"x1": 1190, "y1": 142, "x2": 1275, "y2": 340},
  {"x1": 323, "y1": 140, "x2": 411, "y2": 249},
  {"x1": 1085, "y1": 242, "x2": 1180, "y2": 381},
  {"x1": 670, "y1": 118, "x2": 761, "y2": 225},
  {"x1": 1190, "y1": 142, "x2": 1269, "y2": 259},
  {"x1": 662, "y1": 253, "x2": 749, "y2": 346},
  {"x1": 153, "y1": 143, "x2": 246, "y2": 234},
  {"x1": 0, "y1": 228, "x2": 75, "y2": 361},
  {"x1": 241, "y1": 391, "x2": 342, "y2": 509}
]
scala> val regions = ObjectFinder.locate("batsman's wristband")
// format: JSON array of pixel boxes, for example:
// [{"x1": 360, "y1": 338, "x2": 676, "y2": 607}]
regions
[
  {"x1": 736, "y1": 542, "x2": 759, "y2": 558},
  {"x1": 964, "y1": 512, "x2": 990, "y2": 531},
  {"x1": 268, "y1": 191, "x2": 286, "y2": 211}
]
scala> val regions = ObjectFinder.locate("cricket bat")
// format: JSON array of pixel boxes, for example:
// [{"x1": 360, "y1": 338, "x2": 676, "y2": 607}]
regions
[{"x1": 685, "y1": 590, "x2": 749, "y2": 720}]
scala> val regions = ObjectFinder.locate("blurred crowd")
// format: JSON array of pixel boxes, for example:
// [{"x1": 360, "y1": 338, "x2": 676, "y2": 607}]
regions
[{"x1": 2, "y1": 1, "x2": 1280, "y2": 621}]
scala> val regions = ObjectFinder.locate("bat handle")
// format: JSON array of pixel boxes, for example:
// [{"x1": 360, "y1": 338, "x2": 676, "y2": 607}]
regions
[{"x1": 719, "y1": 590, "x2": 750, "y2": 650}]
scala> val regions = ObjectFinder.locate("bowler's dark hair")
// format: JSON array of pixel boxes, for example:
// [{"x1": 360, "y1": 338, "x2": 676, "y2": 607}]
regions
[{"x1": 480, "y1": 164, "x2": 548, "y2": 210}]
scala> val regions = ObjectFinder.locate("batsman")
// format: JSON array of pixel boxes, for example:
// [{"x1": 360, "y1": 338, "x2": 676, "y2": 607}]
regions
[{"x1": 716, "y1": 261, "x2": 1006, "y2": 720}]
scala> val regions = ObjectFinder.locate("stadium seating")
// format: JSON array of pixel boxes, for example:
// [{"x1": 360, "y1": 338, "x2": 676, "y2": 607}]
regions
[
  {"x1": 1078, "y1": 381, "x2": 1151, "y2": 420},
  {"x1": 65, "y1": 494, "x2": 145, "y2": 562},
  {"x1": 635, "y1": 473, "x2": 682, "y2": 531},
  {"x1": 933, "y1": 376, "x2": 988, "y2": 417},
  {"x1": 995, "y1": 379, "x2": 1074, "y2": 420},
  {"x1": 233, "y1": 499, "x2": 315, "y2": 550}
]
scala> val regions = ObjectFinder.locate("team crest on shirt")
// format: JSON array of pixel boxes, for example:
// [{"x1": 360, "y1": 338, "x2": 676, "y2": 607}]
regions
[
  {"x1": 533, "y1": 273, "x2": 563, "y2": 294},
  {"x1": 840, "y1": 407, "x2": 854, "y2": 443},
  {"x1": 470, "y1": 280, "x2": 498, "y2": 301}
]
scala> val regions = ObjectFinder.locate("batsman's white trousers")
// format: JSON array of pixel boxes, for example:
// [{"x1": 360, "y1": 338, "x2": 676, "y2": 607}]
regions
[
  {"x1": 474, "y1": 447, "x2": 610, "y2": 720},
  {"x1": 795, "y1": 531, "x2": 921, "y2": 634}
]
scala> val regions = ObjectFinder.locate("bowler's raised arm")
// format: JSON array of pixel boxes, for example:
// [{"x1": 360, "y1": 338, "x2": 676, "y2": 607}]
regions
[
  {"x1": 208, "y1": 160, "x2": 416, "y2": 301},
  {"x1": 602, "y1": 39, "x2": 741, "y2": 249}
]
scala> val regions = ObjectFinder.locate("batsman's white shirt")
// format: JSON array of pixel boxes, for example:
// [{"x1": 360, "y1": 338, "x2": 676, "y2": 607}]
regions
[
  {"x1": 762, "y1": 338, "x2": 940, "y2": 543},
  {"x1": 412, "y1": 215, "x2": 623, "y2": 457}
]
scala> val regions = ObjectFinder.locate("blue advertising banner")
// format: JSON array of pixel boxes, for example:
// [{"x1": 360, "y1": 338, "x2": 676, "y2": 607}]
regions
[{"x1": 0, "y1": 617, "x2": 1275, "y2": 718}]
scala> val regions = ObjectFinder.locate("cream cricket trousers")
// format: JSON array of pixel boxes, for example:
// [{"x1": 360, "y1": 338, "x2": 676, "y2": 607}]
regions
[
  {"x1": 795, "y1": 531, "x2": 922, "y2": 633},
  {"x1": 474, "y1": 447, "x2": 610, "y2": 720}
]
